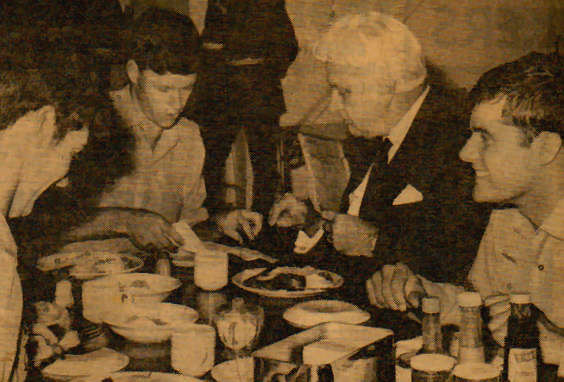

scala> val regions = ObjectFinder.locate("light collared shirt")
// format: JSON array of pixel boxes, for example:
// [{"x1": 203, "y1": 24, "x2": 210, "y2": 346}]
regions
[
  {"x1": 347, "y1": 86, "x2": 430, "y2": 216},
  {"x1": 468, "y1": 200, "x2": 564, "y2": 365},
  {"x1": 61, "y1": 86, "x2": 207, "y2": 253},
  {"x1": 420, "y1": 200, "x2": 564, "y2": 366}
]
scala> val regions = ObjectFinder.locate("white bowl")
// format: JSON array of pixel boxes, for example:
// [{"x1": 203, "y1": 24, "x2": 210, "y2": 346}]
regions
[
  {"x1": 283, "y1": 300, "x2": 371, "y2": 329},
  {"x1": 95, "y1": 273, "x2": 181, "y2": 303},
  {"x1": 103, "y1": 303, "x2": 199, "y2": 343}
]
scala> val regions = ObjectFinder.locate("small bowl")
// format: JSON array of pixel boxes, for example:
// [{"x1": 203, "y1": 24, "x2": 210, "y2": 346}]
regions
[
  {"x1": 95, "y1": 273, "x2": 181, "y2": 303},
  {"x1": 103, "y1": 303, "x2": 198, "y2": 343}
]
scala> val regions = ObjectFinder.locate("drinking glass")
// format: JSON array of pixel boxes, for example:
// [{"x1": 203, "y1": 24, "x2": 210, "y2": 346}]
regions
[
  {"x1": 214, "y1": 297, "x2": 264, "y2": 378},
  {"x1": 171, "y1": 324, "x2": 216, "y2": 377},
  {"x1": 194, "y1": 250, "x2": 228, "y2": 291}
]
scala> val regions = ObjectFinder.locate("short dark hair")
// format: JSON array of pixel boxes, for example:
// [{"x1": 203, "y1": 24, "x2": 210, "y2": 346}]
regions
[
  {"x1": 0, "y1": 69, "x2": 52, "y2": 130},
  {"x1": 469, "y1": 52, "x2": 563, "y2": 143},
  {"x1": 126, "y1": 7, "x2": 200, "y2": 75},
  {"x1": 0, "y1": 68, "x2": 97, "y2": 142}
]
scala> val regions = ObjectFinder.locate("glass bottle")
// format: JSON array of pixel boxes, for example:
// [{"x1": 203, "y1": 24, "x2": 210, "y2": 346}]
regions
[
  {"x1": 458, "y1": 292, "x2": 485, "y2": 364},
  {"x1": 420, "y1": 296, "x2": 444, "y2": 354},
  {"x1": 156, "y1": 253, "x2": 171, "y2": 276},
  {"x1": 502, "y1": 294, "x2": 540, "y2": 382}
]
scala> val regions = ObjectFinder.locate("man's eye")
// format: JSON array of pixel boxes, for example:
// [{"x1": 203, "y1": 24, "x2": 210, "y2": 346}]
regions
[
  {"x1": 339, "y1": 89, "x2": 351, "y2": 98},
  {"x1": 479, "y1": 132, "x2": 492, "y2": 146}
]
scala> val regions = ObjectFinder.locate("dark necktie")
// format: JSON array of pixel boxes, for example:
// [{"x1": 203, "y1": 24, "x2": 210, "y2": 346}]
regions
[
  {"x1": 341, "y1": 137, "x2": 393, "y2": 212},
  {"x1": 123, "y1": 5, "x2": 134, "y2": 20}
]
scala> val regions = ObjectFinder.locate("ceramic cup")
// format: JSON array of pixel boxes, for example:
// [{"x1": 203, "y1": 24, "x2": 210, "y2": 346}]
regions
[{"x1": 171, "y1": 324, "x2": 216, "y2": 377}]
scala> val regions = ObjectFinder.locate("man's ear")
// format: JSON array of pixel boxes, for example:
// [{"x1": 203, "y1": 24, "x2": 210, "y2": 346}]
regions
[
  {"x1": 36, "y1": 105, "x2": 57, "y2": 146},
  {"x1": 126, "y1": 59, "x2": 140, "y2": 85},
  {"x1": 532, "y1": 131, "x2": 562, "y2": 165}
]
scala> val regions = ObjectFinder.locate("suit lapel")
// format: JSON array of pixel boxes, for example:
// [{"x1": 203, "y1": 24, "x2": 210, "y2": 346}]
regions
[{"x1": 358, "y1": 91, "x2": 438, "y2": 221}]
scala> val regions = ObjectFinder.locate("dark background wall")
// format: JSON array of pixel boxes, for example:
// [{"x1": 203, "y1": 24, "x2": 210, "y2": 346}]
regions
[{"x1": 117, "y1": 0, "x2": 564, "y2": 125}]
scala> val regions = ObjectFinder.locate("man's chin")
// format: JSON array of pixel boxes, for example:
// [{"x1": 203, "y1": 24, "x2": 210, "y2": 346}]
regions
[{"x1": 472, "y1": 187, "x2": 507, "y2": 204}]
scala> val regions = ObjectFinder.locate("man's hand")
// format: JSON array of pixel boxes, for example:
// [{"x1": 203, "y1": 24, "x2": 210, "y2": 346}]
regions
[
  {"x1": 324, "y1": 212, "x2": 378, "y2": 257},
  {"x1": 124, "y1": 210, "x2": 183, "y2": 252},
  {"x1": 217, "y1": 209, "x2": 263, "y2": 244},
  {"x1": 366, "y1": 263, "x2": 424, "y2": 311},
  {"x1": 268, "y1": 193, "x2": 308, "y2": 227}
]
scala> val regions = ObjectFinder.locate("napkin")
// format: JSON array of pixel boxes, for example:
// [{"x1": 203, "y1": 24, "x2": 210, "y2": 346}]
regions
[{"x1": 172, "y1": 221, "x2": 207, "y2": 253}]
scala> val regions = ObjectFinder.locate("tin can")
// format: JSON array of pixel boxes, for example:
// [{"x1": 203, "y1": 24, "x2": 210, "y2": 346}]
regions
[
  {"x1": 452, "y1": 363, "x2": 500, "y2": 382},
  {"x1": 411, "y1": 354, "x2": 456, "y2": 382}
]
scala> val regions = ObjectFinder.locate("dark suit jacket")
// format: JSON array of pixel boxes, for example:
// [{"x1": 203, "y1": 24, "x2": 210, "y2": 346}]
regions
[
  {"x1": 340, "y1": 84, "x2": 490, "y2": 286},
  {"x1": 288, "y1": 84, "x2": 491, "y2": 304}
]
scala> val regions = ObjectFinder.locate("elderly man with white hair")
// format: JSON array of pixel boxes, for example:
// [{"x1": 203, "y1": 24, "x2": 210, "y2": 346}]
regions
[{"x1": 269, "y1": 12, "x2": 490, "y2": 298}]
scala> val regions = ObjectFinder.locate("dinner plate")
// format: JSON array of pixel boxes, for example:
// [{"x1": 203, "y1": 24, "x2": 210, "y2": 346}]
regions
[
  {"x1": 74, "y1": 371, "x2": 203, "y2": 382},
  {"x1": 37, "y1": 251, "x2": 143, "y2": 280},
  {"x1": 211, "y1": 358, "x2": 254, "y2": 382},
  {"x1": 42, "y1": 348, "x2": 129, "y2": 381},
  {"x1": 232, "y1": 267, "x2": 343, "y2": 298},
  {"x1": 283, "y1": 300, "x2": 371, "y2": 329}
]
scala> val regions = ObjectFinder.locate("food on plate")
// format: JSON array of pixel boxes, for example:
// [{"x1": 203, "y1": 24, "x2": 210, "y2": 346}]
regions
[
  {"x1": 243, "y1": 266, "x2": 335, "y2": 291},
  {"x1": 72, "y1": 253, "x2": 126, "y2": 275},
  {"x1": 124, "y1": 315, "x2": 168, "y2": 327},
  {"x1": 128, "y1": 280, "x2": 151, "y2": 289}
]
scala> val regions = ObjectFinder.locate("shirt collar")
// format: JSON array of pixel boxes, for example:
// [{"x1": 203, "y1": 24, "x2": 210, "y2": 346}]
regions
[
  {"x1": 539, "y1": 198, "x2": 564, "y2": 240},
  {"x1": 387, "y1": 85, "x2": 430, "y2": 151}
]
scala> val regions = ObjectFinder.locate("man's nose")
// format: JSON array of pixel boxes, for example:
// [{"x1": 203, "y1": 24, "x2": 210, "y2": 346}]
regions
[{"x1": 459, "y1": 133, "x2": 479, "y2": 163}]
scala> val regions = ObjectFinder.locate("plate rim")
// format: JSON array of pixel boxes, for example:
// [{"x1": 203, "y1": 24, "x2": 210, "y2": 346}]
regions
[
  {"x1": 42, "y1": 348, "x2": 129, "y2": 379},
  {"x1": 70, "y1": 252, "x2": 144, "y2": 280},
  {"x1": 231, "y1": 267, "x2": 343, "y2": 298},
  {"x1": 37, "y1": 251, "x2": 144, "y2": 280},
  {"x1": 210, "y1": 357, "x2": 254, "y2": 382},
  {"x1": 72, "y1": 371, "x2": 203, "y2": 382},
  {"x1": 103, "y1": 303, "x2": 199, "y2": 329},
  {"x1": 282, "y1": 299, "x2": 371, "y2": 329}
]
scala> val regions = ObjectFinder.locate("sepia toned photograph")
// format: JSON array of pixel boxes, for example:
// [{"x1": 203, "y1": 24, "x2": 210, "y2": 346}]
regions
[{"x1": 0, "y1": 0, "x2": 562, "y2": 381}]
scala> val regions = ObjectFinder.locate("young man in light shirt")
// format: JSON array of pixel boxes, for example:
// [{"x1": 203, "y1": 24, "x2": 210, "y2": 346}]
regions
[
  {"x1": 367, "y1": 52, "x2": 563, "y2": 371},
  {"x1": 268, "y1": 13, "x2": 489, "y2": 297},
  {"x1": 22, "y1": 8, "x2": 262, "y2": 255}
]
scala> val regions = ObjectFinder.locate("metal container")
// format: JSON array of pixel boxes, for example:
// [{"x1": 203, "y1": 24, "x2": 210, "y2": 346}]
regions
[{"x1": 252, "y1": 322, "x2": 394, "y2": 382}]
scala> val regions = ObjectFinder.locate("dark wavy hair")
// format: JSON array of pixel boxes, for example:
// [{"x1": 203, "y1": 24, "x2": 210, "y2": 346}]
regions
[
  {"x1": 0, "y1": 69, "x2": 52, "y2": 129},
  {"x1": 126, "y1": 7, "x2": 200, "y2": 75},
  {"x1": 469, "y1": 52, "x2": 563, "y2": 144}
]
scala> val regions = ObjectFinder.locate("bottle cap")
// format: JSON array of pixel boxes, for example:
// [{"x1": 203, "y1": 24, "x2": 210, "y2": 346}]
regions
[
  {"x1": 422, "y1": 296, "x2": 440, "y2": 313},
  {"x1": 457, "y1": 292, "x2": 482, "y2": 307},
  {"x1": 453, "y1": 363, "x2": 500, "y2": 379},
  {"x1": 410, "y1": 354, "x2": 456, "y2": 372},
  {"x1": 510, "y1": 294, "x2": 531, "y2": 304}
]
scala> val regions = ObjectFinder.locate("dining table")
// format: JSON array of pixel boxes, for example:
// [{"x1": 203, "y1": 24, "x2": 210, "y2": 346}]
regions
[{"x1": 35, "y1": 226, "x2": 560, "y2": 382}]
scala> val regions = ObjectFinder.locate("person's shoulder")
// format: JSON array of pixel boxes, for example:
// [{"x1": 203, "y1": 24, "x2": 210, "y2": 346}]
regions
[{"x1": 175, "y1": 118, "x2": 205, "y2": 147}]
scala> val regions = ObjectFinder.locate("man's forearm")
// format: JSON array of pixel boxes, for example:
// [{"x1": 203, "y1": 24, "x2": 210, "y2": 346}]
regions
[{"x1": 63, "y1": 208, "x2": 132, "y2": 242}]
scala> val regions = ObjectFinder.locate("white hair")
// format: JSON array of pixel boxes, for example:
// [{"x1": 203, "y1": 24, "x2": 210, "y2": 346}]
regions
[{"x1": 313, "y1": 12, "x2": 426, "y2": 93}]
